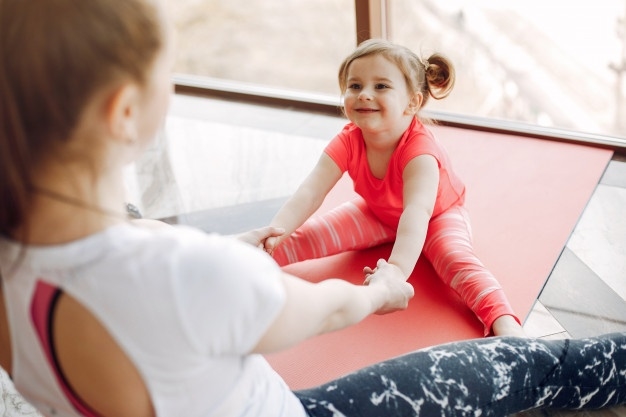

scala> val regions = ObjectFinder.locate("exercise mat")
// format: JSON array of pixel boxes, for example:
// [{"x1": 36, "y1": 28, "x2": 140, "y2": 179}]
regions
[{"x1": 265, "y1": 125, "x2": 613, "y2": 389}]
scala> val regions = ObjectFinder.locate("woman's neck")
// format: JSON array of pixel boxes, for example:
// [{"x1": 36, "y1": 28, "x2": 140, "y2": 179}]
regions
[{"x1": 16, "y1": 164, "x2": 129, "y2": 245}]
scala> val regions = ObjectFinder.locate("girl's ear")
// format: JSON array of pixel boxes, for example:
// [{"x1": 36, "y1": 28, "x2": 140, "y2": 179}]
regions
[
  {"x1": 104, "y1": 83, "x2": 140, "y2": 145},
  {"x1": 405, "y1": 91, "x2": 423, "y2": 115}
]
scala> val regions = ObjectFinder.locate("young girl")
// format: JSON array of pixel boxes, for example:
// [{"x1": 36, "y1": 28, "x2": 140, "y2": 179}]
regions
[
  {"x1": 1, "y1": 1, "x2": 625, "y2": 416},
  {"x1": 264, "y1": 39, "x2": 524, "y2": 337}
]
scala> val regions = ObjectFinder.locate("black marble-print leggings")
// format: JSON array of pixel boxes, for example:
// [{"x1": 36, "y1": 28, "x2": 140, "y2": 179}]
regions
[{"x1": 294, "y1": 333, "x2": 626, "y2": 417}]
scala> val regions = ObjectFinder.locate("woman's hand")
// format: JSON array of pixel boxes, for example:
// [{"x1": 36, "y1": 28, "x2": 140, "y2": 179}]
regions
[
  {"x1": 363, "y1": 259, "x2": 413, "y2": 315},
  {"x1": 235, "y1": 226, "x2": 285, "y2": 249}
]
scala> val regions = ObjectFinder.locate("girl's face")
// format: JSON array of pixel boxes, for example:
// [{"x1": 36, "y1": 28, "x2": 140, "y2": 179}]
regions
[{"x1": 342, "y1": 54, "x2": 418, "y2": 137}]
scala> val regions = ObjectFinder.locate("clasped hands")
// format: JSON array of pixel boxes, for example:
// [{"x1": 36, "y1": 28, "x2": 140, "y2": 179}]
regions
[
  {"x1": 364, "y1": 259, "x2": 414, "y2": 314},
  {"x1": 236, "y1": 226, "x2": 284, "y2": 249},
  {"x1": 238, "y1": 227, "x2": 414, "y2": 314}
]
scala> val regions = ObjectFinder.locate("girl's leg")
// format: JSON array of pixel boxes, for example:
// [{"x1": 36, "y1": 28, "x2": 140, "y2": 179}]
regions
[
  {"x1": 422, "y1": 205, "x2": 519, "y2": 335},
  {"x1": 272, "y1": 198, "x2": 395, "y2": 266},
  {"x1": 295, "y1": 333, "x2": 626, "y2": 417}
]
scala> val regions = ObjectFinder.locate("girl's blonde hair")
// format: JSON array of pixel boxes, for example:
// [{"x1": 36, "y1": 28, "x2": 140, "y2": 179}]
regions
[
  {"x1": 0, "y1": 0, "x2": 164, "y2": 238},
  {"x1": 338, "y1": 38, "x2": 455, "y2": 112}
]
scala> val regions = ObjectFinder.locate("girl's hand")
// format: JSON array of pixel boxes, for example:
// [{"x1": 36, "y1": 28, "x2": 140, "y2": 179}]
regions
[
  {"x1": 263, "y1": 235, "x2": 281, "y2": 255},
  {"x1": 363, "y1": 264, "x2": 378, "y2": 277},
  {"x1": 363, "y1": 259, "x2": 406, "y2": 282},
  {"x1": 363, "y1": 259, "x2": 414, "y2": 315},
  {"x1": 236, "y1": 226, "x2": 285, "y2": 249}
]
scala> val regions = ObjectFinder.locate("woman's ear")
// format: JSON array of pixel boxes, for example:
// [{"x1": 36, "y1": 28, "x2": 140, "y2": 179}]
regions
[
  {"x1": 406, "y1": 91, "x2": 423, "y2": 115},
  {"x1": 104, "y1": 83, "x2": 140, "y2": 145}
]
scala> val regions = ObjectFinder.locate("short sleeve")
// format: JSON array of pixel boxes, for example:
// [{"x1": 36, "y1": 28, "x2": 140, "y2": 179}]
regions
[
  {"x1": 397, "y1": 129, "x2": 442, "y2": 172},
  {"x1": 170, "y1": 228, "x2": 286, "y2": 355},
  {"x1": 324, "y1": 123, "x2": 355, "y2": 173}
]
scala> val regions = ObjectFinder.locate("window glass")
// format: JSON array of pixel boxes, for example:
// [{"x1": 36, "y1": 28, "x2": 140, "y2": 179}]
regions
[
  {"x1": 169, "y1": 0, "x2": 355, "y2": 97},
  {"x1": 390, "y1": 0, "x2": 626, "y2": 138}
]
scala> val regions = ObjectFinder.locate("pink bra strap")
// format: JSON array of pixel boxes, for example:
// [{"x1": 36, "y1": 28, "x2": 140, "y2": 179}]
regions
[{"x1": 30, "y1": 280, "x2": 100, "y2": 417}]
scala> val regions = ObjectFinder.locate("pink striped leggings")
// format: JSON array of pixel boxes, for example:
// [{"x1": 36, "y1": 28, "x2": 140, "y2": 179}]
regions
[{"x1": 272, "y1": 198, "x2": 519, "y2": 335}]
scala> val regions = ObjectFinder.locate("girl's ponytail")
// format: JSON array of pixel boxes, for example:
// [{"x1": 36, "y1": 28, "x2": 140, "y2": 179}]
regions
[{"x1": 424, "y1": 53, "x2": 455, "y2": 100}]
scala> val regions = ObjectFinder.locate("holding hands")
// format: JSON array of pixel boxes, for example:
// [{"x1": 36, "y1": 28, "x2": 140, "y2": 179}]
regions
[
  {"x1": 262, "y1": 234, "x2": 282, "y2": 255},
  {"x1": 236, "y1": 226, "x2": 285, "y2": 249},
  {"x1": 246, "y1": 226, "x2": 414, "y2": 317},
  {"x1": 363, "y1": 259, "x2": 414, "y2": 315},
  {"x1": 363, "y1": 258, "x2": 407, "y2": 283}
]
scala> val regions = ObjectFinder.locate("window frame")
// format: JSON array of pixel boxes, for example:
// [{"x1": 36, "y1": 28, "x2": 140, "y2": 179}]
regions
[{"x1": 172, "y1": 2, "x2": 626, "y2": 151}]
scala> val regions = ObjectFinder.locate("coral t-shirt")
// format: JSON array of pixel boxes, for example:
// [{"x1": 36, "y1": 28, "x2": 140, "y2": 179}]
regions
[{"x1": 324, "y1": 117, "x2": 465, "y2": 229}]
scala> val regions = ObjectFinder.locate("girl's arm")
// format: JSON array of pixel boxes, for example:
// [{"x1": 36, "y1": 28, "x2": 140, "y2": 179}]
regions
[
  {"x1": 264, "y1": 153, "x2": 342, "y2": 253},
  {"x1": 385, "y1": 155, "x2": 439, "y2": 279},
  {"x1": 252, "y1": 261, "x2": 414, "y2": 354}
]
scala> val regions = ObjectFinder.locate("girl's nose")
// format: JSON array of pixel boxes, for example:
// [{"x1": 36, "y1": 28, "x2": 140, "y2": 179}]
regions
[{"x1": 358, "y1": 89, "x2": 373, "y2": 101}]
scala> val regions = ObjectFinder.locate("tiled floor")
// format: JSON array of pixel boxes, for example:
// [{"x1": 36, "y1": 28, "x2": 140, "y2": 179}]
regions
[
  {"x1": 528, "y1": 155, "x2": 626, "y2": 338},
  {"x1": 519, "y1": 156, "x2": 626, "y2": 417},
  {"x1": 3, "y1": 93, "x2": 625, "y2": 416}
]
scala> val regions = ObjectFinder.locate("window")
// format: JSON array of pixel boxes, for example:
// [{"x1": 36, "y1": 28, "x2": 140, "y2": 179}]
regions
[
  {"x1": 169, "y1": 0, "x2": 355, "y2": 96},
  {"x1": 389, "y1": 0, "x2": 626, "y2": 138},
  {"x1": 168, "y1": 0, "x2": 626, "y2": 141}
]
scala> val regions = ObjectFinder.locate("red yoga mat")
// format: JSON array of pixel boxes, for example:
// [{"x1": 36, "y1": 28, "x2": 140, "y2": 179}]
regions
[{"x1": 265, "y1": 125, "x2": 613, "y2": 390}]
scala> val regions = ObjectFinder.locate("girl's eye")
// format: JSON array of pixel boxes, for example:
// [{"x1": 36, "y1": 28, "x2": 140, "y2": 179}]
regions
[
  {"x1": 348, "y1": 84, "x2": 361, "y2": 90},
  {"x1": 375, "y1": 84, "x2": 389, "y2": 89}
]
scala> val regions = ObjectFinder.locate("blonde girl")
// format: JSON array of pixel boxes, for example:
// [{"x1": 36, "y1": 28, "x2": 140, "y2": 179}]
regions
[{"x1": 265, "y1": 39, "x2": 524, "y2": 337}]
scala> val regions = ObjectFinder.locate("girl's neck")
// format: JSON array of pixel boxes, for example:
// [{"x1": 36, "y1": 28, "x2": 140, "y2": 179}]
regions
[{"x1": 361, "y1": 115, "x2": 414, "y2": 152}]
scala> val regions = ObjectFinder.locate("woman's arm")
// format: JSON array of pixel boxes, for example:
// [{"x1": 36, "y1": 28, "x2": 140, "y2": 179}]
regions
[
  {"x1": 385, "y1": 155, "x2": 439, "y2": 279},
  {"x1": 252, "y1": 262, "x2": 414, "y2": 354},
  {"x1": 264, "y1": 153, "x2": 342, "y2": 254},
  {"x1": 0, "y1": 288, "x2": 11, "y2": 375}
]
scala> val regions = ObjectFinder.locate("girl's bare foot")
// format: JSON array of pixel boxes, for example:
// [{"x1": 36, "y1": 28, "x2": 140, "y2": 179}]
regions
[{"x1": 491, "y1": 315, "x2": 528, "y2": 337}]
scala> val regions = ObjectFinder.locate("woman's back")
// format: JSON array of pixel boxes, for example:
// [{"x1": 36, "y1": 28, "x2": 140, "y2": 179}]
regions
[
  {"x1": 0, "y1": 224, "x2": 303, "y2": 417},
  {"x1": 51, "y1": 292, "x2": 153, "y2": 416}
]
